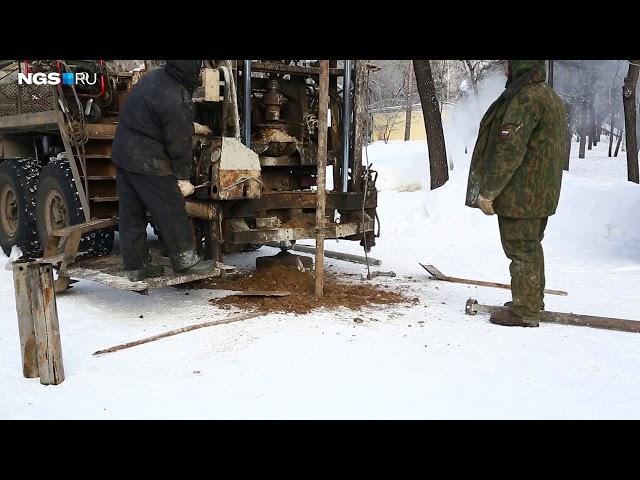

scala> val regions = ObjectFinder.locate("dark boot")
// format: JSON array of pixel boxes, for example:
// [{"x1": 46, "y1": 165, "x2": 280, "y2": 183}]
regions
[
  {"x1": 490, "y1": 307, "x2": 539, "y2": 327},
  {"x1": 504, "y1": 301, "x2": 544, "y2": 311},
  {"x1": 127, "y1": 263, "x2": 165, "y2": 282},
  {"x1": 180, "y1": 259, "x2": 217, "y2": 274},
  {"x1": 171, "y1": 250, "x2": 201, "y2": 272},
  {"x1": 172, "y1": 250, "x2": 216, "y2": 274}
]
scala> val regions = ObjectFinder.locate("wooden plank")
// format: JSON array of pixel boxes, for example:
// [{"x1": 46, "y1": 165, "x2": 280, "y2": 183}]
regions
[
  {"x1": 89, "y1": 196, "x2": 119, "y2": 203},
  {"x1": 12, "y1": 261, "x2": 39, "y2": 378},
  {"x1": 81, "y1": 154, "x2": 114, "y2": 159},
  {"x1": 34, "y1": 251, "x2": 87, "y2": 266},
  {"x1": 93, "y1": 313, "x2": 264, "y2": 356},
  {"x1": 28, "y1": 263, "x2": 65, "y2": 385},
  {"x1": 0, "y1": 110, "x2": 59, "y2": 131},
  {"x1": 144, "y1": 269, "x2": 223, "y2": 289},
  {"x1": 230, "y1": 290, "x2": 291, "y2": 297},
  {"x1": 315, "y1": 60, "x2": 330, "y2": 298},
  {"x1": 467, "y1": 298, "x2": 640, "y2": 334},
  {"x1": 58, "y1": 229, "x2": 82, "y2": 275},
  {"x1": 539, "y1": 311, "x2": 640, "y2": 332},
  {"x1": 82, "y1": 141, "x2": 113, "y2": 157},
  {"x1": 84, "y1": 123, "x2": 117, "y2": 139},
  {"x1": 50, "y1": 217, "x2": 117, "y2": 238},
  {"x1": 63, "y1": 265, "x2": 226, "y2": 292},
  {"x1": 61, "y1": 267, "x2": 148, "y2": 291}
]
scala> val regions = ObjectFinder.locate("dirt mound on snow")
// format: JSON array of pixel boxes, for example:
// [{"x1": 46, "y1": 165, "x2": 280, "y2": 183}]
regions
[{"x1": 187, "y1": 264, "x2": 413, "y2": 314}]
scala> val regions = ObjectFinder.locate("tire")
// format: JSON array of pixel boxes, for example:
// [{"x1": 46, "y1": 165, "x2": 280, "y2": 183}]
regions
[
  {"x1": 35, "y1": 160, "x2": 114, "y2": 258},
  {"x1": 0, "y1": 158, "x2": 43, "y2": 258}
]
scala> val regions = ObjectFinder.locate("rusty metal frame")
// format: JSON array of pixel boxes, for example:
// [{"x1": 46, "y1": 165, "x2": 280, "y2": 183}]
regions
[
  {"x1": 246, "y1": 62, "x2": 345, "y2": 77},
  {"x1": 223, "y1": 191, "x2": 377, "y2": 218},
  {"x1": 227, "y1": 219, "x2": 374, "y2": 244}
]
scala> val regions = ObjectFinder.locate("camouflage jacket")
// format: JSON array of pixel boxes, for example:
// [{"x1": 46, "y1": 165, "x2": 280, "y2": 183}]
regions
[{"x1": 465, "y1": 60, "x2": 566, "y2": 218}]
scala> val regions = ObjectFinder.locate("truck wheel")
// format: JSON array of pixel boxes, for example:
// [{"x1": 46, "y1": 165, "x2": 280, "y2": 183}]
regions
[
  {"x1": 35, "y1": 160, "x2": 114, "y2": 258},
  {"x1": 0, "y1": 158, "x2": 43, "y2": 258}
]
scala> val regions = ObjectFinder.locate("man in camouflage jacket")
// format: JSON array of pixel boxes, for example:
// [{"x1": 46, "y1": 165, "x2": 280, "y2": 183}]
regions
[{"x1": 465, "y1": 60, "x2": 566, "y2": 327}]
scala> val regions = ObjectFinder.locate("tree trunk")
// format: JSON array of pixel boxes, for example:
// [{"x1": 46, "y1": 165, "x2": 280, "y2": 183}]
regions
[
  {"x1": 464, "y1": 60, "x2": 479, "y2": 96},
  {"x1": 615, "y1": 125, "x2": 624, "y2": 157},
  {"x1": 584, "y1": 103, "x2": 594, "y2": 150},
  {"x1": 564, "y1": 102, "x2": 572, "y2": 170},
  {"x1": 623, "y1": 60, "x2": 640, "y2": 183},
  {"x1": 404, "y1": 61, "x2": 413, "y2": 141},
  {"x1": 591, "y1": 89, "x2": 598, "y2": 146},
  {"x1": 587, "y1": 70, "x2": 595, "y2": 149},
  {"x1": 579, "y1": 100, "x2": 587, "y2": 158},
  {"x1": 413, "y1": 60, "x2": 449, "y2": 189},
  {"x1": 609, "y1": 111, "x2": 615, "y2": 157}
]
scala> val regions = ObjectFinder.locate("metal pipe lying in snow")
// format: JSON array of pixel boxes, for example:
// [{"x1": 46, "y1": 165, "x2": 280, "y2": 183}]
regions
[{"x1": 266, "y1": 242, "x2": 382, "y2": 266}]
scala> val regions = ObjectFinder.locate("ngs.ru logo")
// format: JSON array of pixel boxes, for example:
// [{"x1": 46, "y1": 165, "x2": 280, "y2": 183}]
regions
[{"x1": 18, "y1": 72, "x2": 98, "y2": 86}]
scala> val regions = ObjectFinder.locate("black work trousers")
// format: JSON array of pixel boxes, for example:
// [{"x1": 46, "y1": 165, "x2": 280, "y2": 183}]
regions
[{"x1": 116, "y1": 167, "x2": 196, "y2": 272}]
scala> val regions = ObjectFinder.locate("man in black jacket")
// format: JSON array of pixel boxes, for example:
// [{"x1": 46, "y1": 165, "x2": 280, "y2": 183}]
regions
[{"x1": 112, "y1": 60, "x2": 215, "y2": 281}]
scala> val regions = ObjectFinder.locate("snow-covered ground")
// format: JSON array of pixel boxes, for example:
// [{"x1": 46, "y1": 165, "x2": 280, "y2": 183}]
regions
[{"x1": 2, "y1": 78, "x2": 640, "y2": 419}]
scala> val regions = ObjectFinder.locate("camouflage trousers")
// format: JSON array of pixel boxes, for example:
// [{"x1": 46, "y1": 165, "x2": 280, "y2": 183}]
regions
[{"x1": 498, "y1": 216, "x2": 549, "y2": 321}]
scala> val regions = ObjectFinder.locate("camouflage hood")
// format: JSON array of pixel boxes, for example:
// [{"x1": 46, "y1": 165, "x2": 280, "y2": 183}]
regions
[{"x1": 508, "y1": 60, "x2": 546, "y2": 85}]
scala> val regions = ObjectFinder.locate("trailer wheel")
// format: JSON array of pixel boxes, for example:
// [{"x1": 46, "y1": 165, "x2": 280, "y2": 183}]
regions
[
  {"x1": 0, "y1": 158, "x2": 43, "y2": 258},
  {"x1": 35, "y1": 161, "x2": 114, "y2": 258}
]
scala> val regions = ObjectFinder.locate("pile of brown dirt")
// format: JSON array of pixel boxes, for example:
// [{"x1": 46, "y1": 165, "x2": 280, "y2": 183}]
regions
[{"x1": 186, "y1": 264, "x2": 414, "y2": 314}]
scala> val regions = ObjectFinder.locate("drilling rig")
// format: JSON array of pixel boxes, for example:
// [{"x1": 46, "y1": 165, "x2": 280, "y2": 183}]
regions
[{"x1": 0, "y1": 60, "x2": 378, "y2": 293}]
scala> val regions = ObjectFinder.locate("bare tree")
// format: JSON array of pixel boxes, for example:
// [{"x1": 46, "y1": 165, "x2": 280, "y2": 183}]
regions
[
  {"x1": 608, "y1": 61, "x2": 623, "y2": 157},
  {"x1": 373, "y1": 109, "x2": 405, "y2": 144},
  {"x1": 623, "y1": 60, "x2": 640, "y2": 183},
  {"x1": 458, "y1": 60, "x2": 503, "y2": 96},
  {"x1": 615, "y1": 125, "x2": 624, "y2": 157},
  {"x1": 413, "y1": 60, "x2": 448, "y2": 189},
  {"x1": 404, "y1": 61, "x2": 413, "y2": 141},
  {"x1": 464, "y1": 60, "x2": 481, "y2": 96},
  {"x1": 369, "y1": 71, "x2": 407, "y2": 143},
  {"x1": 564, "y1": 102, "x2": 573, "y2": 170}
]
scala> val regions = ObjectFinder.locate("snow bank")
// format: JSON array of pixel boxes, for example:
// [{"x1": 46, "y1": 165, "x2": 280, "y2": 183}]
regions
[
  {"x1": 551, "y1": 161, "x2": 640, "y2": 248},
  {"x1": 365, "y1": 141, "x2": 430, "y2": 192}
]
